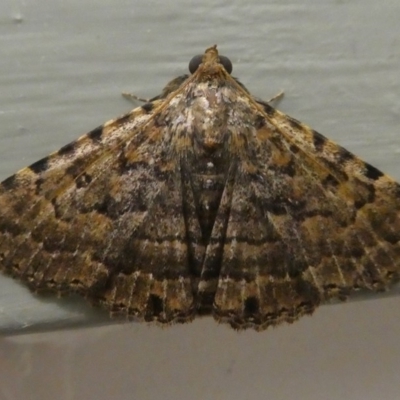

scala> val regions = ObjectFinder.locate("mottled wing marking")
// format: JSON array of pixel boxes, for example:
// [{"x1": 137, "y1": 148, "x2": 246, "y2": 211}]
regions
[
  {"x1": 0, "y1": 101, "x2": 203, "y2": 324},
  {"x1": 262, "y1": 104, "x2": 400, "y2": 276},
  {"x1": 212, "y1": 99, "x2": 400, "y2": 330},
  {"x1": 1, "y1": 44, "x2": 400, "y2": 331}
]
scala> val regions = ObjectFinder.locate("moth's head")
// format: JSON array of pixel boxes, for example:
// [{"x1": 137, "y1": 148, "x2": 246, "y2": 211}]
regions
[
  {"x1": 188, "y1": 45, "x2": 233, "y2": 75},
  {"x1": 157, "y1": 45, "x2": 235, "y2": 100}
]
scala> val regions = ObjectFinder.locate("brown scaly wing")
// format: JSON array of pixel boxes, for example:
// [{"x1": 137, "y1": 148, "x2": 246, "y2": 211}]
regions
[
  {"x1": 211, "y1": 102, "x2": 400, "y2": 331},
  {"x1": 0, "y1": 103, "x2": 203, "y2": 324}
]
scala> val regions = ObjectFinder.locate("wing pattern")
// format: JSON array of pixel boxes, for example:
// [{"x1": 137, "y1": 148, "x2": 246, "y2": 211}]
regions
[{"x1": 1, "y1": 45, "x2": 399, "y2": 330}]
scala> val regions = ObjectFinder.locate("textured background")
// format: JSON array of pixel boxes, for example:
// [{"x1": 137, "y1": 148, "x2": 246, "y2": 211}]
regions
[{"x1": 1, "y1": 0, "x2": 400, "y2": 399}]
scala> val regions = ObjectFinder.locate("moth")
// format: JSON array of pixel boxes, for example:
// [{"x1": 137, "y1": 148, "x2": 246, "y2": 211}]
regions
[{"x1": 1, "y1": 45, "x2": 399, "y2": 331}]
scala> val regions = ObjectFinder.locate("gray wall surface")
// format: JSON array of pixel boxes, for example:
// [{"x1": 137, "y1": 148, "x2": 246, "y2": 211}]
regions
[{"x1": 1, "y1": 1, "x2": 400, "y2": 399}]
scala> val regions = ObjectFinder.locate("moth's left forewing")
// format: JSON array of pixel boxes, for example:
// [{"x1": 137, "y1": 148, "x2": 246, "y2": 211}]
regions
[
  {"x1": 0, "y1": 95, "x2": 203, "y2": 324},
  {"x1": 0, "y1": 105, "x2": 157, "y2": 289}
]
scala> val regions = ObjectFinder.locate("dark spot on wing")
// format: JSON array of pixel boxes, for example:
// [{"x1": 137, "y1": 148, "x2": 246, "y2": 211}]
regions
[
  {"x1": 287, "y1": 117, "x2": 303, "y2": 130},
  {"x1": 1, "y1": 174, "x2": 17, "y2": 190},
  {"x1": 364, "y1": 162, "x2": 384, "y2": 181},
  {"x1": 58, "y1": 140, "x2": 77, "y2": 156},
  {"x1": 337, "y1": 147, "x2": 354, "y2": 163},
  {"x1": 87, "y1": 126, "x2": 103, "y2": 142},
  {"x1": 254, "y1": 114, "x2": 266, "y2": 129},
  {"x1": 354, "y1": 184, "x2": 376, "y2": 209},
  {"x1": 76, "y1": 173, "x2": 92, "y2": 188},
  {"x1": 141, "y1": 102, "x2": 154, "y2": 113},
  {"x1": 244, "y1": 297, "x2": 260, "y2": 316},
  {"x1": 146, "y1": 294, "x2": 164, "y2": 319},
  {"x1": 260, "y1": 102, "x2": 276, "y2": 117},
  {"x1": 322, "y1": 173, "x2": 339, "y2": 187},
  {"x1": 312, "y1": 130, "x2": 327, "y2": 151},
  {"x1": 29, "y1": 157, "x2": 49, "y2": 174},
  {"x1": 289, "y1": 144, "x2": 300, "y2": 154}
]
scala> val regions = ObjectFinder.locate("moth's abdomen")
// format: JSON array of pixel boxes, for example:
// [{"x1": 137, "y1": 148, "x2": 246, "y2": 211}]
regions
[
  {"x1": 192, "y1": 173, "x2": 225, "y2": 242},
  {"x1": 190, "y1": 154, "x2": 228, "y2": 244}
]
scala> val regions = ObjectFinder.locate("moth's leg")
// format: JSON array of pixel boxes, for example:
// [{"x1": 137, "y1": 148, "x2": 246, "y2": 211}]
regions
[
  {"x1": 122, "y1": 75, "x2": 190, "y2": 104},
  {"x1": 266, "y1": 90, "x2": 284, "y2": 104},
  {"x1": 255, "y1": 91, "x2": 285, "y2": 109},
  {"x1": 121, "y1": 92, "x2": 149, "y2": 103}
]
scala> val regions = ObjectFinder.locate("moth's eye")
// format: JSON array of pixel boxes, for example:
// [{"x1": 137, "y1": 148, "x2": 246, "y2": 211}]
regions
[
  {"x1": 188, "y1": 54, "x2": 233, "y2": 75},
  {"x1": 219, "y1": 55, "x2": 232, "y2": 74},
  {"x1": 189, "y1": 55, "x2": 203, "y2": 74}
]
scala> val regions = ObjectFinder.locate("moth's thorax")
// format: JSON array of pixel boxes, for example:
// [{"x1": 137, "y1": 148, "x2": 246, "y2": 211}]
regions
[
  {"x1": 181, "y1": 81, "x2": 239, "y2": 241},
  {"x1": 161, "y1": 80, "x2": 256, "y2": 241},
  {"x1": 172, "y1": 81, "x2": 251, "y2": 150}
]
